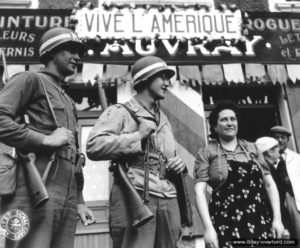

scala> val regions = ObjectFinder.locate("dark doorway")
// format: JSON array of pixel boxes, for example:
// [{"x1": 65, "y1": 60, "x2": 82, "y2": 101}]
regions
[{"x1": 203, "y1": 84, "x2": 282, "y2": 142}]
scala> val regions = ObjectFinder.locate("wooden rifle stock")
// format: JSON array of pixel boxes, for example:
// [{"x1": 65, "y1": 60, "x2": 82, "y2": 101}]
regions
[
  {"x1": 165, "y1": 170, "x2": 193, "y2": 227},
  {"x1": 110, "y1": 162, "x2": 154, "y2": 228},
  {"x1": 23, "y1": 153, "x2": 49, "y2": 209},
  {"x1": 95, "y1": 74, "x2": 108, "y2": 110}
]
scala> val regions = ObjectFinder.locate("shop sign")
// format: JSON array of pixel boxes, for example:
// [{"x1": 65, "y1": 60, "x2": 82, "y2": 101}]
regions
[
  {"x1": 75, "y1": 9, "x2": 300, "y2": 64},
  {"x1": 75, "y1": 8, "x2": 242, "y2": 40},
  {"x1": 247, "y1": 12, "x2": 300, "y2": 63},
  {"x1": 0, "y1": 9, "x2": 71, "y2": 64}
]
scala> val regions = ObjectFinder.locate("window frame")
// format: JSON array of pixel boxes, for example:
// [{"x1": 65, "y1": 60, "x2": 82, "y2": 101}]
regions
[{"x1": 77, "y1": 110, "x2": 113, "y2": 208}]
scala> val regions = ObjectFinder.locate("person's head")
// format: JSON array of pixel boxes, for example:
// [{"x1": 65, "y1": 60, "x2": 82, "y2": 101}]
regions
[
  {"x1": 256, "y1": 137, "x2": 280, "y2": 165},
  {"x1": 270, "y1": 126, "x2": 291, "y2": 153},
  {"x1": 208, "y1": 100, "x2": 240, "y2": 142},
  {"x1": 39, "y1": 27, "x2": 86, "y2": 77},
  {"x1": 131, "y1": 56, "x2": 175, "y2": 100}
]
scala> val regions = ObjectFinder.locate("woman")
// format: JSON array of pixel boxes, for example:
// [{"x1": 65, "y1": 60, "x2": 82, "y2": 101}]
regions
[
  {"x1": 255, "y1": 137, "x2": 291, "y2": 239},
  {"x1": 194, "y1": 100, "x2": 284, "y2": 248}
]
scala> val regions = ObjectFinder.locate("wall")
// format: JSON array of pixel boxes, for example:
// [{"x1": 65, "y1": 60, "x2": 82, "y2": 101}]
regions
[
  {"x1": 285, "y1": 83, "x2": 300, "y2": 152},
  {"x1": 214, "y1": 0, "x2": 269, "y2": 11},
  {"x1": 39, "y1": 0, "x2": 98, "y2": 8}
]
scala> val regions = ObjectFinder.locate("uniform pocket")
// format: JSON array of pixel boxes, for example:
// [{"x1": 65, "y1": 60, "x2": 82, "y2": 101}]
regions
[{"x1": 51, "y1": 102, "x2": 66, "y2": 126}]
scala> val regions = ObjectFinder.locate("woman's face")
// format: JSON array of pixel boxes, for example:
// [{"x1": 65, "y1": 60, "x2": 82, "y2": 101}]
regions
[
  {"x1": 267, "y1": 146, "x2": 281, "y2": 165},
  {"x1": 215, "y1": 109, "x2": 238, "y2": 141}
]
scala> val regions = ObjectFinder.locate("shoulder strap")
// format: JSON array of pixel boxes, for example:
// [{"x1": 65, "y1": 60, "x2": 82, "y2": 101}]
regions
[
  {"x1": 37, "y1": 73, "x2": 59, "y2": 183},
  {"x1": 38, "y1": 74, "x2": 59, "y2": 128},
  {"x1": 118, "y1": 103, "x2": 141, "y2": 125}
]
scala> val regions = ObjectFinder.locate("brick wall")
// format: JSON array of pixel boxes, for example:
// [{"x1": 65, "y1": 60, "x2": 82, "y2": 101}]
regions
[
  {"x1": 214, "y1": 0, "x2": 269, "y2": 11},
  {"x1": 39, "y1": 0, "x2": 98, "y2": 8}
]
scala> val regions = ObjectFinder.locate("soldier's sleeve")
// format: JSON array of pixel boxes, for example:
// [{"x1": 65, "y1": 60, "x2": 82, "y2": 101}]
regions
[
  {"x1": 86, "y1": 105, "x2": 142, "y2": 161},
  {"x1": 77, "y1": 191, "x2": 85, "y2": 204},
  {"x1": 0, "y1": 72, "x2": 46, "y2": 152}
]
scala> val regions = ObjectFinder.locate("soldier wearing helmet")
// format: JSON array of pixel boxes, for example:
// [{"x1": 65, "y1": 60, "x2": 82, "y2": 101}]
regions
[
  {"x1": 0, "y1": 27, "x2": 95, "y2": 248},
  {"x1": 87, "y1": 56, "x2": 189, "y2": 248}
]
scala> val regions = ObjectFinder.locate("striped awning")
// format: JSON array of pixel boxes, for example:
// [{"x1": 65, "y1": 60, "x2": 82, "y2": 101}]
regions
[
  {"x1": 101, "y1": 64, "x2": 131, "y2": 85},
  {"x1": 4, "y1": 63, "x2": 300, "y2": 85}
]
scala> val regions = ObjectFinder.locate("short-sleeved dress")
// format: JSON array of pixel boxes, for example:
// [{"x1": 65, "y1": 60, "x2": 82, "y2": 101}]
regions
[{"x1": 194, "y1": 140, "x2": 272, "y2": 248}]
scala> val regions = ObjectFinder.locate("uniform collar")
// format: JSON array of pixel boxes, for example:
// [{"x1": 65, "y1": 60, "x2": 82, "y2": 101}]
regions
[
  {"x1": 39, "y1": 70, "x2": 65, "y2": 85},
  {"x1": 127, "y1": 97, "x2": 168, "y2": 131}
]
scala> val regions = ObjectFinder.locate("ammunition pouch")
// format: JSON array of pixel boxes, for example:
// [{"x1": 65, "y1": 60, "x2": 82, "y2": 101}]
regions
[
  {"x1": 56, "y1": 146, "x2": 77, "y2": 164},
  {"x1": 127, "y1": 152, "x2": 167, "y2": 179}
]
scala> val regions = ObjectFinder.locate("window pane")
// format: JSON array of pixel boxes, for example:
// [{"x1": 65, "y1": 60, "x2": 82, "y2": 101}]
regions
[{"x1": 81, "y1": 126, "x2": 110, "y2": 201}]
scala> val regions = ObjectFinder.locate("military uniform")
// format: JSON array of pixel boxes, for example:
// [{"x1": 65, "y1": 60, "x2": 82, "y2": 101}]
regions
[
  {"x1": 0, "y1": 70, "x2": 83, "y2": 248},
  {"x1": 87, "y1": 97, "x2": 181, "y2": 248}
]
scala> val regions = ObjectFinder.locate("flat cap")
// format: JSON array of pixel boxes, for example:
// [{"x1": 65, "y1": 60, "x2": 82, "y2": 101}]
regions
[{"x1": 270, "y1": 126, "x2": 292, "y2": 136}]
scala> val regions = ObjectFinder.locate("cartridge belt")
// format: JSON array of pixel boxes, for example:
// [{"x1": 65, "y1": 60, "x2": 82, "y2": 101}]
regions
[
  {"x1": 56, "y1": 146, "x2": 77, "y2": 164},
  {"x1": 129, "y1": 152, "x2": 167, "y2": 178}
]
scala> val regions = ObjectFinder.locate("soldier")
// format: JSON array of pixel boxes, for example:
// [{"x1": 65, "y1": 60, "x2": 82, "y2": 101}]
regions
[
  {"x1": 0, "y1": 27, "x2": 95, "y2": 248},
  {"x1": 87, "y1": 56, "x2": 187, "y2": 248}
]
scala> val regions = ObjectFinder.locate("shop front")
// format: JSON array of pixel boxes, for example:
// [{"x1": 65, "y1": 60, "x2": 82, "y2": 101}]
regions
[
  {"x1": 72, "y1": 5, "x2": 300, "y2": 247},
  {"x1": 1, "y1": 5, "x2": 300, "y2": 248}
]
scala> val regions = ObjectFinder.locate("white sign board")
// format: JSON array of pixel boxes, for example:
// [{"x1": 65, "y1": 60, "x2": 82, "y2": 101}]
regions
[{"x1": 76, "y1": 7, "x2": 242, "y2": 40}]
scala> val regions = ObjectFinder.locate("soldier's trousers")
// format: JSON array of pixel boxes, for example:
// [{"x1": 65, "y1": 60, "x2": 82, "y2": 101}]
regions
[
  {"x1": 1, "y1": 157, "x2": 78, "y2": 248},
  {"x1": 109, "y1": 183, "x2": 181, "y2": 248}
]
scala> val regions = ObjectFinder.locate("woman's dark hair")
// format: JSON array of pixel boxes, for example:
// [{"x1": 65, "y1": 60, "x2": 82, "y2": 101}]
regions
[{"x1": 208, "y1": 100, "x2": 240, "y2": 139}]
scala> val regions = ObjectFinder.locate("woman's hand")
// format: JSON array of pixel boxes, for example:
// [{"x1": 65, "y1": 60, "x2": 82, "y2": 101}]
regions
[
  {"x1": 204, "y1": 226, "x2": 219, "y2": 248},
  {"x1": 271, "y1": 219, "x2": 285, "y2": 238}
]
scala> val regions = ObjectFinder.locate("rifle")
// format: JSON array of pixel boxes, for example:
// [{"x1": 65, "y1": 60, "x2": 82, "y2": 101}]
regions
[
  {"x1": 0, "y1": 52, "x2": 50, "y2": 208},
  {"x1": 119, "y1": 104, "x2": 193, "y2": 227},
  {"x1": 96, "y1": 76, "x2": 154, "y2": 228},
  {"x1": 95, "y1": 74, "x2": 108, "y2": 110},
  {"x1": 165, "y1": 168, "x2": 193, "y2": 227},
  {"x1": 22, "y1": 153, "x2": 49, "y2": 209},
  {"x1": 109, "y1": 162, "x2": 154, "y2": 228}
]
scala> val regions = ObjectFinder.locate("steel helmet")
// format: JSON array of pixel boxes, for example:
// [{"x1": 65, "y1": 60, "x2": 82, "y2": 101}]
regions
[
  {"x1": 39, "y1": 27, "x2": 86, "y2": 63},
  {"x1": 131, "y1": 56, "x2": 175, "y2": 89}
]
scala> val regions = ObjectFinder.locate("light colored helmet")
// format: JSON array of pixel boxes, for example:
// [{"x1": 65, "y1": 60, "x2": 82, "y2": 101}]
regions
[
  {"x1": 39, "y1": 27, "x2": 86, "y2": 63},
  {"x1": 131, "y1": 56, "x2": 175, "y2": 89}
]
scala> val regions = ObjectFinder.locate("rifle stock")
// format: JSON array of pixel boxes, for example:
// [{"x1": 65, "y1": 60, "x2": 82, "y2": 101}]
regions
[
  {"x1": 23, "y1": 153, "x2": 49, "y2": 209},
  {"x1": 110, "y1": 162, "x2": 154, "y2": 228},
  {"x1": 95, "y1": 74, "x2": 108, "y2": 110},
  {"x1": 166, "y1": 170, "x2": 193, "y2": 227}
]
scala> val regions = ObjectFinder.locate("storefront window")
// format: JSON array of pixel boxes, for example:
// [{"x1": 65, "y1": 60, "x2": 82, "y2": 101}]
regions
[{"x1": 79, "y1": 122, "x2": 110, "y2": 202}]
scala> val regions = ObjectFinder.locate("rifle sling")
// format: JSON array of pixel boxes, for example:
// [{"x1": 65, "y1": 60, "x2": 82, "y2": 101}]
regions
[
  {"x1": 118, "y1": 103, "x2": 150, "y2": 204},
  {"x1": 38, "y1": 74, "x2": 59, "y2": 183}
]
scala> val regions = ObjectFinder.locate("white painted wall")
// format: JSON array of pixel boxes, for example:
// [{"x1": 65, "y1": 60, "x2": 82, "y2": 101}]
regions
[
  {"x1": 98, "y1": 0, "x2": 215, "y2": 8},
  {"x1": 195, "y1": 237, "x2": 205, "y2": 248},
  {"x1": 30, "y1": 0, "x2": 38, "y2": 8}
]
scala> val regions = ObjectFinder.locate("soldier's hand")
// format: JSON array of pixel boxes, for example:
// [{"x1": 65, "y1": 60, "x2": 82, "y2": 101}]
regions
[
  {"x1": 77, "y1": 204, "x2": 96, "y2": 226},
  {"x1": 42, "y1": 127, "x2": 74, "y2": 148},
  {"x1": 138, "y1": 120, "x2": 156, "y2": 139},
  {"x1": 166, "y1": 156, "x2": 186, "y2": 174}
]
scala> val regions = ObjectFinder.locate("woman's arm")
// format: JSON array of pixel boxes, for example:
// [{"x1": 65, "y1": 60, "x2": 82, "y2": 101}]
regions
[
  {"x1": 195, "y1": 182, "x2": 219, "y2": 248},
  {"x1": 263, "y1": 174, "x2": 285, "y2": 238}
]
